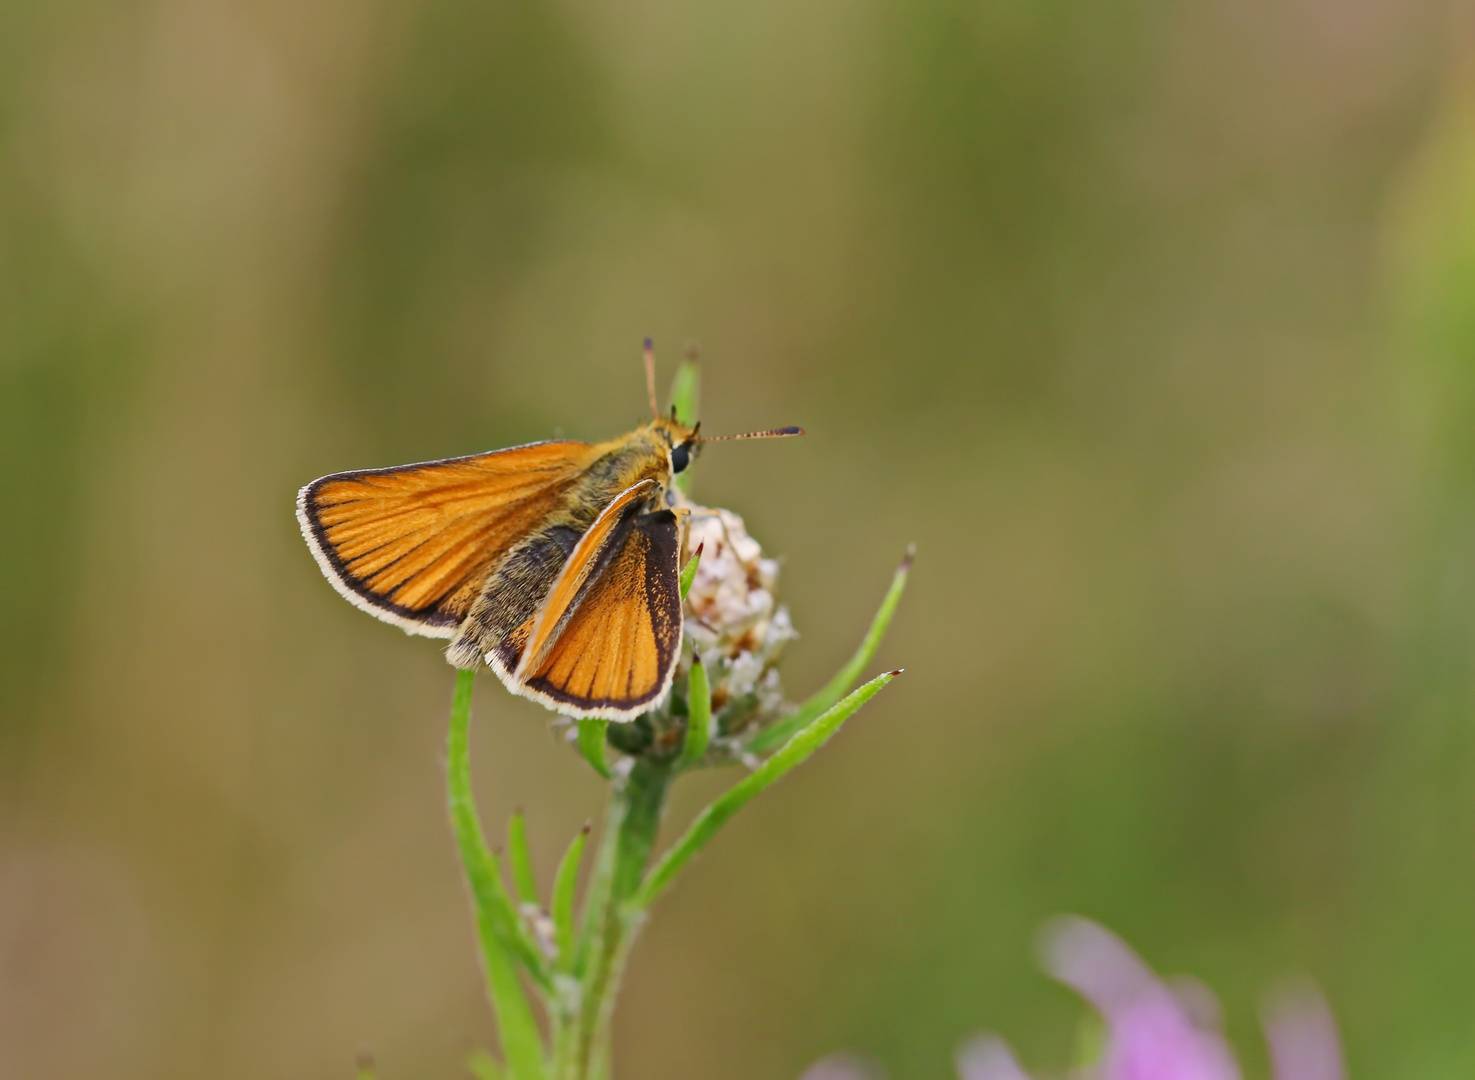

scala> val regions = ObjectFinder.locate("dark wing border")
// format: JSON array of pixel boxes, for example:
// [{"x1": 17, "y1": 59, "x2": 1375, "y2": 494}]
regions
[
  {"x1": 512, "y1": 508, "x2": 682, "y2": 720},
  {"x1": 295, "y1": 441, "x2": 583, "y2": 639}
]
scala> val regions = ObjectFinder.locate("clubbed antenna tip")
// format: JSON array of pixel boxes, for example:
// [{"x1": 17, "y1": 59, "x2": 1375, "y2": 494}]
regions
[
  {"x1": 697, "y1": 425, "x2": 804, "y2": 442},
  {"x1": 886, "y1": 668, "x2": 905, "y2": 677},
  {"x1": 900, "y1": 543, "x2": 917, "y2": 571},
  {"x1": 580, "y1": 821, "x2": 592, "y2": 835}
]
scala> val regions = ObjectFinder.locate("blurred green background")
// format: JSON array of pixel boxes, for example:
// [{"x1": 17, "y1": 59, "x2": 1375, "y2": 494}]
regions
[{"x1": 3, "y1": 0, "x2": 1474, "y2": 1076}]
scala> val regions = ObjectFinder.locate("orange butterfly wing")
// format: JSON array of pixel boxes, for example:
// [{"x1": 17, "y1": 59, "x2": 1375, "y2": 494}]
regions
[
  {"x1": 504, "y1": 480, "x2": 683, "y2": 719},
  {"x1": 297, "y1": 441, "x2": 596, "y2": 637}
]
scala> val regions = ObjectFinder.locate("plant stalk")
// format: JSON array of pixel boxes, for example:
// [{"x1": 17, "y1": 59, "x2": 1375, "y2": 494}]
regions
[{"x1": 560, "y1": 757, "x2": 672, "y2": 1080}]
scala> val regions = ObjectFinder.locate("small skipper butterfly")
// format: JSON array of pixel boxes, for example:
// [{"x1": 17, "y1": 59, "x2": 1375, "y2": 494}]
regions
[{"x1": 297, "y1": 341, "x2": 801, "y2": 721}]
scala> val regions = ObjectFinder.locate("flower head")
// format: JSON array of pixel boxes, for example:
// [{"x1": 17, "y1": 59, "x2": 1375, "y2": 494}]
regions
[{"x1": 679, "y1": 501, "x2": 796, "y2": 733}]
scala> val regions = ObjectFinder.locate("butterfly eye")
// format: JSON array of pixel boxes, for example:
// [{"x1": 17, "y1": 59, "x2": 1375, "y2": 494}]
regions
[{"x1": 671, "y1": 442, "x2": 691, "y2": 474}]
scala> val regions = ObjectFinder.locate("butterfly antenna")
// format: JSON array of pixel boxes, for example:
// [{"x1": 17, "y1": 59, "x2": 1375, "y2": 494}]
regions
[
  {"x1": 643, "y1": 337, "x2": 659, "y2": 419},
  {"x1": 695, "y1": 426, "x2": 804, "y2": 442}
]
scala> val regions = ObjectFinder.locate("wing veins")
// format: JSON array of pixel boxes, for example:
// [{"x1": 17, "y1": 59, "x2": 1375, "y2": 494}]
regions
[{"x1": 513, "y1": 480, "x2": 657, "y2": 684}]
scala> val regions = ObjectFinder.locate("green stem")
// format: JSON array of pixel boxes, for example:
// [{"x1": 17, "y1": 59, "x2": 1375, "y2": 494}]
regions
[{"x1": 562, "y1": 759, "x2": 672, "y2": 1080}]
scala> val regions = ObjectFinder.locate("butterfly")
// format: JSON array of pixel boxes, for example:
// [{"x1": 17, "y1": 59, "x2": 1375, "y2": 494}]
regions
[{"x1": 296, "y1": 341, "x2": 801, "y2": 721}]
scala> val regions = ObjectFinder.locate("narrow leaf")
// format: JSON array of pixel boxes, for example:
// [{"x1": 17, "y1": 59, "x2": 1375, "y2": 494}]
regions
[
  {"x1": 446, "y1": 670, "x2": 549, "y2": 1080},
  {"x1": 680, "y1": 655, "x2": 712, "y2": 767},
  {"x1": 679, "y1": 543, "x2": 703, "y2": 602},
  {"x1": 506, "y1": 811, "x2": 539, "y2": 905},
  {"x1": 577, "y1": 719, "x2": 610, "y2": 779},
  {"x1": 487, "y1": 848, "x2": 556, "y2": 991},
  {"x1": 467, "y1": 1049, "x2": 506, "y2": 1080},
  {"x1": 1072, "y1": 1011, "x2": 1109, "y2": 1071},
  {"x1": 669, "y1": 358, "x2": 700, "y2": 494},
  {"x1": 552, "y1": 823, "x2": 590, "y2": 968},
  {"x1": 632, "y1": 670, "x2": 901, "y2": 912},
  {"x1": 668, "y1": 358, "x2": 700, "y2": 426},
  {"x1": 480, "y1": 934, "x2": 544, "y2": 1080},
  {"x1": 747, "y1": 547, "x2": 913, "y2": 753}
]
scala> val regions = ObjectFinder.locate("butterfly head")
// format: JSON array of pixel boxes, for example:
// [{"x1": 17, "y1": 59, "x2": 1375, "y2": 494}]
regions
[
  {"x1": 640, "y1": 340, "x2": 802, "y2": 481},
  {"x1": 643, "y1": 411, "x2": 806, "y2": 484},
  {"x1": 645, "y1": 414, "x2": 703, "y2": 478}
]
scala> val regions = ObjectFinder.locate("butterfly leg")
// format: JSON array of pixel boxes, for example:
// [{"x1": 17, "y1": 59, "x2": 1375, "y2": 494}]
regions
[{"x1": 672, "y1": 505, "x2": 692, "y2": 564}]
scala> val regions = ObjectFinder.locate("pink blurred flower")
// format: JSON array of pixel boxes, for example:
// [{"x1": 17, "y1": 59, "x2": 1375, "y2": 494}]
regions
[
  {"x1": 959, "y1": 917, "x2": 1345, "y2": 1080},
  {"x1": 1035, "y1": 916, "x2": 1242, "y2": 1080},
  {"x1": 1260, "y1": 983, "x2": 1346, "y2": 1080},
  {"x1": 801, "y1": 918, "x2": 1346, "y2": 1080}
]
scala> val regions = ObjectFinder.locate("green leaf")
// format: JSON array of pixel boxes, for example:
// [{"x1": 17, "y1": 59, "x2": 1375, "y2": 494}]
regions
[
  {"x1": 506, "y1": 810, "x2": 539, "y2": 906},
  {"x1": 747, "y1": 546, "x2": 913, "y2": 754},
  {"x1": 679, "y1": 544, "x2": 703, "y2": 602},
  {"x1": 577, "y1": 719, "x2": 610, "y2": 779},
  {"x1": 669, "y1": 358, "x2": 700, "y2": 494},
  {"x1": 467, "y1": 1049, "x2": 506, "y2": 1080},
  {"x1": 552, "y1": 823, "x2": 590, "y2": 968},
  {"x1": 630, "y1": 669, "x2": 901, "y2": 912},
  {"x1": 1072, "y1": 1010, "x2": 1108, "y2": 1070},
  {"x1": 486, "y1": 848, "x2": 556, "y2": 992},
  {"x1": 447, "y1": 671, "x2": 549, "y2": 1080},
  {"x1": 668, "y1": 358, "x2": 700, "y2": 426},
  {"x1": 680, "y1": 655, "x2": 712, "y2": 767},
  {"x1": 482, "y1": 936, "x2": 544, "y2": 1080}
]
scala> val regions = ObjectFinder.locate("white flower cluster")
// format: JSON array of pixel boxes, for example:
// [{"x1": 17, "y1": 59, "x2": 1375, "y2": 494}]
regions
[{"x1": 679, "y1": 501, "x2": 796, "y2": 726}]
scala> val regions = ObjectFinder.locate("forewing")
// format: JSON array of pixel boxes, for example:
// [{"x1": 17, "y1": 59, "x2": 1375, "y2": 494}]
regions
[
  {"x1": 506, "y1": 488, "x2": 682, "y2": 720},
  {"x1": 297, "y1": 440, "x2": 594, "y2": 637}
]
